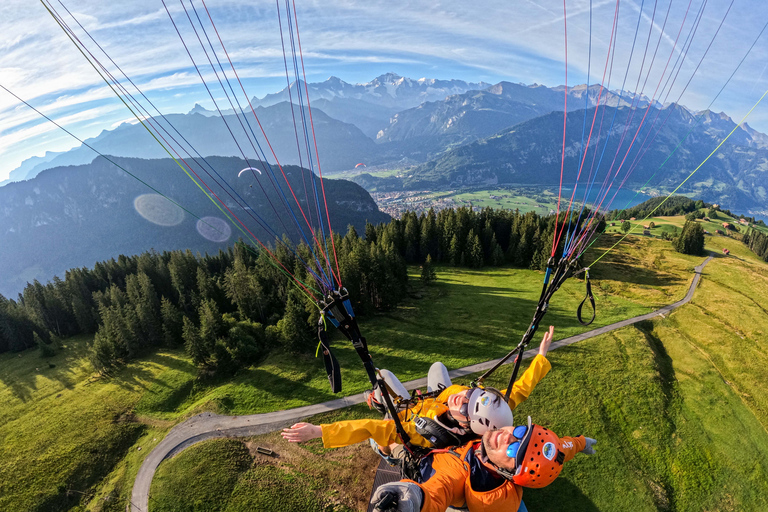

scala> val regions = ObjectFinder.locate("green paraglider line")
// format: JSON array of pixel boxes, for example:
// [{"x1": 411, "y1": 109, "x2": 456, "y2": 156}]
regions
[
  {"x1": 0, "y1": 84, "x2": 214, "y2": 232},
  {"x1": 1, "y1": 80, "x2": 320, "y2": 303},
  {"x1": 590, "y1": 84, "x2": 768, "y2": 267},
  {"x1": 41, "y1": 0, "x2": 322, "y2": 303}
]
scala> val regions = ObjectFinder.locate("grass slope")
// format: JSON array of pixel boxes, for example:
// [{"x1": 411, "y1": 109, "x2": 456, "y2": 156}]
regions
[
  {"x1": 150, "y1": 406, "x2": 380, "y2": 512},
  {"x1": 3, "y1": 217, "x2": 765, "y2": 511},
  {"x1": 0, "y1": 339, "x2": 190, "y2": 511},
  {"x1": 148, "y1": 226, "x2": 768, "y2": 512}
]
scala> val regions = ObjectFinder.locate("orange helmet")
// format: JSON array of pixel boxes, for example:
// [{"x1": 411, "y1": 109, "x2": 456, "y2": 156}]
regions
[{"x1": 510, "y1": 418, "x2": 567, "y2": 488}]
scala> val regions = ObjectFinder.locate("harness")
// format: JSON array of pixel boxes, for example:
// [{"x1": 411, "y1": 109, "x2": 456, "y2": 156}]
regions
[
  {"x1": 472, "y1": 256, "x2": 595, "y2": 398},
  {"x1": 318, "y1": 288, "x2": 413, "y2": 449}
]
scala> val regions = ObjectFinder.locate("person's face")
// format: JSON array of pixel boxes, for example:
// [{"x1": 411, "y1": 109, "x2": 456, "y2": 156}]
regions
[
  {"x1": 482, "y1": 425, "x2": 526, "y2": 471},
  {"x1": 446, "y1": 390, "x2": 470, "y2": 424}
]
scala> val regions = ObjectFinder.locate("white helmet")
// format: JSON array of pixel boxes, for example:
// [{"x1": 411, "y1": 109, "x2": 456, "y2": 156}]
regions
[{"x1": 467, "y1": 388, "x2": 514, "y2": 435}]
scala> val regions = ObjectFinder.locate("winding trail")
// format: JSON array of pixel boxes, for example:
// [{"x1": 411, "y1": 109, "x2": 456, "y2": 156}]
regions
[{"x1": 130, "y1": 256, "x2": 713, "y2": 512}]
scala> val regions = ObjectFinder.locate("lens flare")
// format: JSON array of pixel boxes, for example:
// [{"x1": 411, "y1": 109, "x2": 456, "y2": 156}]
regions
[
  {"x1": 196, "y1": 216, "x2": 231, "y2": 242},
  {"x1": 133, "y1": 194, "x2": 184, "y2": 226}
]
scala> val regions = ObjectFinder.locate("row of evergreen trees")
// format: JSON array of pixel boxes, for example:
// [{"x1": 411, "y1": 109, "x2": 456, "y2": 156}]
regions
[
  {"x1": 0, "y1": 207, "x2": 594, "y2": 375},
  {"x1": 742, "y1": 230, "x2": 768, "y2": 262}
]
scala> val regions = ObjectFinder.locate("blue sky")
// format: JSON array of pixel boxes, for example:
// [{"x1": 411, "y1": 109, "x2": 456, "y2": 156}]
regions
[{"x1": 1, "y1": 0, "x2": 768, "y2": 182}]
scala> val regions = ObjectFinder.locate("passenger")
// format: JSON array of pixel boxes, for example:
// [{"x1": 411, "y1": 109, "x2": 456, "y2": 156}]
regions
[{"x1": 370, "y1": 417, "x2": 597, "y2": 512}]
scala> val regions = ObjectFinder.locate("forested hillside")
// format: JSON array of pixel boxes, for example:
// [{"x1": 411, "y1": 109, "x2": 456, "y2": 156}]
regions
[
  {"x1": 1, "y1": 207, "x2": 592, "y2": 374},
  {"x1": 0, "y1": 156, "x2": 389, "y2": 299}
]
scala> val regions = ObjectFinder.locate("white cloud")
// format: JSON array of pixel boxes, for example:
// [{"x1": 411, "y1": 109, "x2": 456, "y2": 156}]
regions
[{"x1": 1, "y1": 0, "x2": 768, "y2": 182}]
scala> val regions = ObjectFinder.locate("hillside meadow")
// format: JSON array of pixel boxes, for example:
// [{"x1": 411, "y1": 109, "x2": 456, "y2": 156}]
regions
[
  {"x1": 1, "y1": 219, "x2": 766, "y2": 511},
  {"x1": 149, "y1": 230, "x2": 768, "y2": 511}
]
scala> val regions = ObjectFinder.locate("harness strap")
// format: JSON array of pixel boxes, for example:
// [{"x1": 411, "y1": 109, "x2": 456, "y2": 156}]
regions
[
  {"x1": 413, "y1": 417, "x2": 462, "y2": 448},
  {"x1": 576, "y1": 269, "x2": 596, "y2": 326},
  {"x1": 321, "y1": 289, "x2": 413, "y2": 449},
  {"x1": 316, "y1": 319, "x2": 342, "y2": 393}
]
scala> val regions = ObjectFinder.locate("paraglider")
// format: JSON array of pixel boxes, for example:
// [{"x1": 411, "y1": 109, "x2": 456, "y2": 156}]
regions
[
  {"x1": 238, "y1": 167, "x2": 262, "y2": 178},
  {"x1": 355, "y1": 163, "x2": 366, "y2": 168}
]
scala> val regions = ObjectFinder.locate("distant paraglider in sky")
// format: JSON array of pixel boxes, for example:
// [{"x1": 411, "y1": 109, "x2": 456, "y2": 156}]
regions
[
  {"x1": 238, "y1": 167, "x2": 262, "y2": 178},
  {"x1": 354, "y1": 163, "x2": 366, "y2": 168}
]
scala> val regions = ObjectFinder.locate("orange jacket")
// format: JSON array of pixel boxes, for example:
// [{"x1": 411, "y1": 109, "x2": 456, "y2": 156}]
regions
[
  {"x1": 409, "y1": 434, "x2": 586, "y2": 512},
  {"x1": 320, "y1": 355, "x2": 551, "y2": 449}
]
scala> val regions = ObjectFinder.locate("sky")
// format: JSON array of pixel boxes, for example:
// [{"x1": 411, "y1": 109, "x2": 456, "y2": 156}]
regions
[{"x1": 1, "y1": 0, "x2": 768, "y2": 182}]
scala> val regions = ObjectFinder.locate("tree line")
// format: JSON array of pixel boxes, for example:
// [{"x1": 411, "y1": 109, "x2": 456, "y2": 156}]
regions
[
  {"x1": 742, "y1": 229, "x2": 768, "y2": 262},
  {"x1": 0, "y1": 206, "x2": 595, "y2": 375}
]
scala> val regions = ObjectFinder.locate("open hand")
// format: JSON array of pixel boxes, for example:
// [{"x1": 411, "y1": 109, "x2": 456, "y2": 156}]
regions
[
  {"x1": 280, "y1": 422, "x2": 322, "y2": 443},
  {"x1": 539, "y1": 326, "x2": 554, "y2": 357}
]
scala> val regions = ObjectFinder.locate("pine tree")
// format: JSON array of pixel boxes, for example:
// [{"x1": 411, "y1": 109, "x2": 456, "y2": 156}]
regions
[
  {"x1": 404, "y1": 212, "x2": 421, "y2": 263},
  {"x1": 183, "y1": 316, "x2": 208, "y2": 366},
  {"x1": 467, "y1": 229, "x2": 484, "y2": 268},
  {"x1": 35, "y1": 332, "x2": 55, "y2": 358},
  {"x1": 279, "y1": 289, "x2": 314, "y2": 354},
  {"x1": 365, "y1": 222, "x2": 378, "y2": 244},
  {"x1": 198, "y1": 299, "x2": 224, "y2": 354},
  {"x1": 160, "y1": 297, "x2": 183, "y2": 346},
  {"x1": 421, "y1": 254, "x2": 437, "y2": 284},
  {"x1": 674, "y1": 220, "x2": 705, "y2": 255},
  {"x1": 449, "y1": 234, "x2": 461, "y2": 266},
  {"x1": 420, "y1": 209, "x2": 439, "y2": 263}
]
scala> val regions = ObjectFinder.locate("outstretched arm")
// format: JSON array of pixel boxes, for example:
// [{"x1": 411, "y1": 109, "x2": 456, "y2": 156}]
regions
[
  {"x1": 502, "y1": 326, "x2": 554, "y2": 409},
  {"x1": 283, "y1": 418, "x2": 411, "y2": 449}
]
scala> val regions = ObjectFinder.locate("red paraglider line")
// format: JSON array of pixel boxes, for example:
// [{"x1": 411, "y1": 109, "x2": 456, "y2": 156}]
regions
[
  {"x1": 200, "y1": 0, "x2": 338, "y2": 288},
  {"x1": 552, "y1": 0, "x2": 569, "y2": 257},
  {"x1": 48, "y1": 0, "x2": 321, "y2": 299},
  {"x1": 292, "y1": 0, "x2": 343, "y2": 288}
]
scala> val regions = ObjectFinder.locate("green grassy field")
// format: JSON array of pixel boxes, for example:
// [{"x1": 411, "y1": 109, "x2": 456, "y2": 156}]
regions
[
  {"x1": 429, "y1": 188, "x2": 558, "y2": 214},
  {"x1": 3, "y1": 219, "x2": 768, "y2": 511},
  {"x1": 149, "y1": 232, "x2": 768, "y2": 512},
  {"x1": 0, "y1": 337, "x2": 182, "y2": 511}
]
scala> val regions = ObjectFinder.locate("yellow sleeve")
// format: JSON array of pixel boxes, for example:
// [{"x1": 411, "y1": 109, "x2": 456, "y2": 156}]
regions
[
  {"x1": 320, "y1": 418, "x2": 433, "y2": 449},
  {"x1": 501, "y1": 354, "x2": 551, "y2": 409}
]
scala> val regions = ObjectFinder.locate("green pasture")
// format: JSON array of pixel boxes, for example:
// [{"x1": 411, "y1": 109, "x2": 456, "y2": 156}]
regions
[
  {"x1": 0, "y1": 337, "x2": 181, "y2": 511},
  {"x1": 3, "y1": 230, "x2": 766, "y2": 511},
  {"x1": 603, "y1": 210, "x2": 768, "y2": 243},
  {"x1": 433, "y1": 188, "x2": 557, "y2": 214},
  {"x1": 152, "y1": 235, "x2": 768, "y2": 511}
]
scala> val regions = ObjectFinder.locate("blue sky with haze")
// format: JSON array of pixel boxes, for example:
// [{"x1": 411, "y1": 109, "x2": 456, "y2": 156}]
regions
[{"x1": 1, "y1": 0, "x2": 768, "y2": 182}]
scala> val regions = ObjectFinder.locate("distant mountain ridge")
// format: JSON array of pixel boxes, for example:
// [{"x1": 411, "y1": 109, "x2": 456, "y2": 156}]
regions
[
  {"x1": 0, "y1": 156, "x2": 389, "y2": 298},
  {"x1": 395, "y1": 104, "x2": 768, "y2": 211},
  {"x1": 374, "y1": 82, "x2": 660, "y2": 159},
  {"x1": 4, "y1": 104, "x2": 377, "y2": 185},
  {"x1": 7, "y1": 73, "x2": 768, "y2": 214}
]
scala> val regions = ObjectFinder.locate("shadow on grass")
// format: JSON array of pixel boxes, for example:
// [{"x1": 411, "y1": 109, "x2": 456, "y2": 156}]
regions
[
  {"x1": 245, "y1": 366, "x2": 342, "y2": 405},
  {"x1": 0, "y1": 342, "x2": 84, "y2": 402},
  {"x1": 520, "y1": 477, "x2": 600, "y2": 512},
  {"x1": 107, "y1": 352, "x2": 196, "y2": 394}
]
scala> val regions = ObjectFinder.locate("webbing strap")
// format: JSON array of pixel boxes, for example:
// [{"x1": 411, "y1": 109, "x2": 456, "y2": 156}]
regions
[
  {"x1": 317, "y1": 320, "x2": 342, "y2": 393},
  {"x1": 321, "y1": 290, "x2": 412, "y2": 448},
  {"x1": 577, "y1": 269, "x2": 596, "y2": 326}
]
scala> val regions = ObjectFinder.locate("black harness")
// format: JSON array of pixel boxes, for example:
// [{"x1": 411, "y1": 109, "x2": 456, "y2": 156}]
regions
[
  {"x1": 473, "y1": 255, "x2": 595, "y2": 398},
  {"x1": 319, "y1": 288, "x2": 413, "y2": 448}
]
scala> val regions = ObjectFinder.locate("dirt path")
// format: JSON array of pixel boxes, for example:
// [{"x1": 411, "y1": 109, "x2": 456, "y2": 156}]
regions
[{"x1": 130, "y1": 256, "x2": 713, "y2": 512}]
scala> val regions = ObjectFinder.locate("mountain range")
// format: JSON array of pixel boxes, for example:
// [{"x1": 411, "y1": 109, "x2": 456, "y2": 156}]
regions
[
  {"x1": 0, "y1": 156, "x2": 388, "y2": 298},
  {"x1": 391, "y1": 104, "x2": 768, "y2": 212},
  {"x1": 5, "y1": 72, "x2": 768, "y2": 297}
]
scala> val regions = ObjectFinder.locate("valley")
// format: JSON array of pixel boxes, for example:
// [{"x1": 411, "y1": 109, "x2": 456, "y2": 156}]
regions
[{"x1": 4, "y1": 219, "x2": 768, "y2": 511}]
